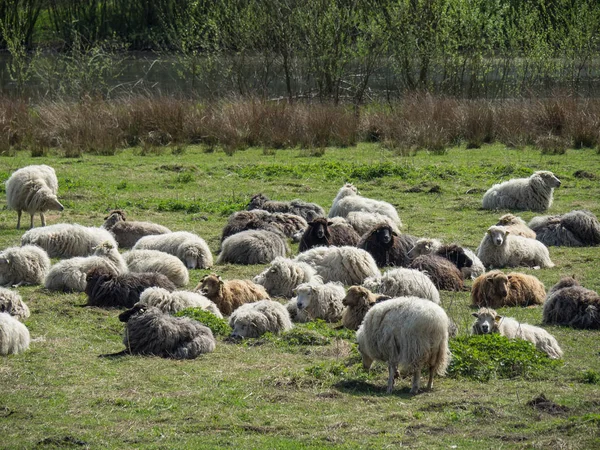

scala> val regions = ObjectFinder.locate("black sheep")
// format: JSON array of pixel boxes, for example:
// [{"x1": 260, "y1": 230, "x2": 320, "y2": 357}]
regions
[
  {"x1": 298, "y1": 218, "x2": 360, "y2": 252},
  {"x1": 357, "y1": 224, "x2": 417, "y2": 268},
  {"x1": 436, "y1": 244, "x2": 473, "y2": 272},
  {"x1": 543, "y1": 277, "x2": 600, "y2": 329},
  {"x1": 408, "y1": 254, "x2": 467, "y2": 292}
]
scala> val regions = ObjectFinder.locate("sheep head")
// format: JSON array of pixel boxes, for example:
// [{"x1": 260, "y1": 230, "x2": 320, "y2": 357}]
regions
[
  {"x1": 93, "y1": 240, "x2": 116, "y2": 256},
  {"x1": 343, "y1": 286, "x2": 372, "y2": 307},
  {"x1": 197, "y1": 274, "x2": 223, "y2": 298},
  {"x1": 534, "y1": 170, "x2": 561, "y2": 188},
  {"x1": 471, "y1": 308, "x2": 501, "y2": 334},
  {"x1": 119, "y1": 303, "x2": 148, "y2": 322},
  {"x1": 230, "y1": 311, "x2": 264, "y2": 339},
  {"x1": 487, "y1": 226, "x2": 509, "y2": 246},
  {"x1": 551, "y1": 276, "x2": 580, "y2": 291},
  {"x1": 439, "y1": 244, "x2": 472, "y2": 269},
  {"x1": 484, "y1": 271, "x2": 510, "y2": 299},
  {"x1": 295, "y1": 283, "x2": 316, "y2": 311},
  {"x1": 338, "y1": 183, "x2": 359, "y2": 198},
  {"x1": 30, "y1": 186, "x2": 64, "y2": 213},
  {"x1": 307, "y1": 218, "x2": 332, "y2": 241},
  {"x1": 247, "y1": 193, "x2": 268, "y2": 210},
  {"x1": 103, "y1": 210, "x2": 126, "y2": 228},
  {"x1": 496, "y1": 213, "x2": 521, "y2": 226},
  {"x1": 409, "y1": 238, "x2": 441, "y2": 258}
]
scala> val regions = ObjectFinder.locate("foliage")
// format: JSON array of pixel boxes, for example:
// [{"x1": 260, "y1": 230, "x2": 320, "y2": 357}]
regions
[
  {"x1": 174, "y1": 307, "x2": 232, "y2": 337},
  {"x1": 579, "y1": 369, "x2": 600, "y2": 384}
]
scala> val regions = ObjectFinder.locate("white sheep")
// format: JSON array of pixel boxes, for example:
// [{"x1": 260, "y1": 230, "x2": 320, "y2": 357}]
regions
[
  {"x1": 408, "y1": 238, "x2": 485, "y2": 280},
  {"x1": 362, "y1": 268, "x2": 440, "y2": 304},
  {"x1": 133, "y1": 231, "x2": 213, "y2": 269},
  {"x1": 286, "y1": 298, "x2": 310, "y2": 323},
  {"x1": 471, "y1": 307, "x2": 563, "y2": 359},
  {"x1": 254, "y1": 257, "x2": 318, "y2": 298},
  {"x1": 102, "y1": 210, "x2": 172, "y2": 248},
  {"x1": 295, "y1": 280, "x2": 345, "y2": 322},
  {"x1": 0, "y1": 245, "x2": 50, "y2": 287},
  {"x1": 229, "y1": 300, "x2": 293, "y2": 339},
  {"x1": 139, "y1": 287, "x2": 222, "y2": 318},
  {"x1": 482, "y1": 170, "x2": 561, "y2": 212},
  {"x1": 217, "y1": 229, "x2": 289, "y2": 265},
  {"x1": 476, "y1": 225, "x2": 554, "y2": 269},
  {"x1": 122, "y1": 249, "x2": 189, "y2": 287},
  {"x1": 345, "y1": 211, "x2": 401, "y2": 236},
  {"x1": 0, "y1": 312, "x2": 30, "y2": 355},
  {"x1": 357, "y1": 297, "x2": 450, "y2": 394},
  {"x1": 328, "y1": 183, "x2": 401, "y2": 225},
  {"x1": 5, "y1": 164, "x2": 64, "y2": 229},
  {"x1": 0, "y1": 287, "x2": 30, "y2": 320}
]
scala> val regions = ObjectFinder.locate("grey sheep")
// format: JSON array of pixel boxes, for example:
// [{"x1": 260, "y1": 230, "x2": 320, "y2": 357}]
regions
[
  {"x1": 0, "y1": 287, "x2": 30, "y2": 320},
  {"x1": 133, "y1": 231, "x2": 213, "y2": 269},
  {"x1": 0, "y1": 245, "x2": 50, "y2": 287},
  {"x1": 529, "y1": 210, "x2": 600, "y2": 247},
  {"x1": 543, "y1": 277, "x2": 600, "y2": 329},
  {"x1": 123, "y1": 249, "x2": 189, "y2": 287},
  {"x1": 139, "y1": 287, "x2": 222, "y2": 318},
  {"x1": 229, "y1": 300, "x2": 293, "y2": 339},
  {"x1": 102, "y1": 210, "x2": 171, "y2": 248},
  {"x1": 362, "y1": 268, "x2": 440, "y2": 304},
  {"x1": 218, "y1": 229, "x2": 289, "y2": 265},
  {"x1": 298, "y1": 217, "x2": 360, "y2": 252},
  {"x1": 253, "y1": 257, "x2": 318, "y2": 298},
  {"x1": 221, "y1": 209, "x2": 307, "y2": 244},
  {"x1": 295, "y1": 280, "x2": 346, "y2": 322},
  {"x1": 408, "y1": 254, "x2": 467, "y2": 292},
  {"x1": 329, "y1": 183, "x2": 402, "y2": 226},
  {"x1": 346, "y1": 211, "x2": 401, "y2": 237},
  {"x1": 247, "y1": 193, "x2": 325, "y2": 222},
  {"x1": 0, "y1": 312, "x2": 30, "y2": 356}
]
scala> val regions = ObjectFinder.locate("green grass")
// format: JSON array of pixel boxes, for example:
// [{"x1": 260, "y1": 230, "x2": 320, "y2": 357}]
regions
[{"x1": 1, "y1": 143, "x2": 599, "y2": 449}]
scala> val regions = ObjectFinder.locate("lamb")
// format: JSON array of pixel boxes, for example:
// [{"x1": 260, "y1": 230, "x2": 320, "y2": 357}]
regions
[
  {"x1": 247, "y1": 193, "x2": 325, "y2": 222},
  {"x1": 295, "y1": 280, "x2": 346, "y2": 322},
  {"x1": 298, "y1": 218, "x2": 360, "y2": 252},
  {"x1": 294, "y1": 246, "x2": 380, "y2": 285},
  {"x1": 476, "y1": 225, "x2": 554, "y2": 269},
  {"x1": 84, "y1": 268, "x2": 177, "y2": 309},
  {"x1": 471, "y1": 270, "x2": 546, "y2": 308},
  {"x1": 346, "y1": 211, "x2": 401, "y2": 236},
  {"x1": 253, "y1": 257, "x2": 318, "y2": 298},
  {"x1": 328, "y1": 183, "x2": 402, "y2": 225},
  {"x1": 357, "y1": 297, "x2": 450, "y2": 394},
  {"x1": 122, "y1": 249, "x2": 189, "y2": 287},
  {"x1": 362, "y1": 268, "x2": 440, "y2": 304},
  {"x1": 102, "y1": 210, "x2": 171, "y2": 248},
  {"x1": 21, "y1": 223, "x2": 118, "y2": 258},
  {"x1": 0, "y1": 287, "x2": 30, "y2": 320},
  {"x1": 139, "y1": 287, "x2": 222, "y2": 318},
  {"x1": 196, "y1": 273, "x2": 268, "y2": 316},
  {"x1": 529, "y1": 210, "x2": 600, "y2": 247},
  {"x1": 0, "y1": 245, "x2": 51, "y2": 287},
  {"x1": 229, "y1": 300, "x2": 293, "y2": 339},
  {"x1": 482, "y1": 170, "x2": 561, "y2": 212},
  {"x1": 5, "y1": 164, "x2": 64, "y2": 229},
  {"x1": 342, "y1": 285, "x2": 390, "y2": 331},
  {"x1": 408, "y1": 238, "x2": 485, "y2": 280},
  {"x1": 408, "y1": 254, "x2": 467, "y2": 292},
  {"x1": 221, "y1": 210, "x2": 307, "y2": 244},
  {"x1": 118, "y1": 303, "x2": 216, "y2": 359},
  {"x1": 496, "y1": 214, "x2": 536, "y2": 239},
  {"x1": 472, "y1": 307, "x2": 563, "y2": 359},
  {"x1": 0, "y1": 312, "x2": 30, "y2": 355},
  {"x1": 217, "y1": 229, "x2": 289, "y2": 265},
  {"x1": 133, "y1": 231, "x2": 213, "y2": 269},
  {"x1": 542, "y1": 277, "x2": 600, "y2": 329},
  {"x1": 357, "y1": 224, "x2": 417, "y2": 268}
]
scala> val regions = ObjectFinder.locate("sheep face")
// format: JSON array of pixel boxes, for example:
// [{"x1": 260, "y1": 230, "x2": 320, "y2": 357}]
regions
[
  {"x1": 487, "y1": 226, "x2": 509, "y2": 246},
  {"x1": 247, "y1": 193, "x2": 268, "y2": 210},
  {"x1": 472, "y1": 309, "x2": 501, "y2": 334},
  {"x1": 93, "y1": 240, "x2": 117, "y2": 256},
  {"x1": 35, "y1": 188, "x2": 64, "y2": 213},
  {"x1": 119, "y1": 303, "x2": 147, "y2": 322},
  {"x1": 485, "y1": 272, "x2": 510, "y2": 299},
  {"x1": 443, "y1": 246, "x2": 472, "y2": 269},
  {"x1": 295, "y1": 285, "x2": 314, "y2": 311},
  {"x1": 197, "y1": 274, "x2": 222, "y2": 297},
  {"x1": 535, "y1": 171, "x2": 561, "y2": 188},
  {"x1": 343, "y1": 286, "x2": 371, "y2": 307},
  {"x1": 374, "y1": 226, "x2": 394, "y2": 246},
  {"x1": 230, "y1": 313, "x2": 262, "y2": 339},
  {"x1": 338, "y1": 183, "x2": 359, "y2": 198},
  {"x1": 409, "y1": 238, "x2": 440, "y2": 258},
  {"x1": 103, "y1": 210, "x2": 126, "y2": 228}
]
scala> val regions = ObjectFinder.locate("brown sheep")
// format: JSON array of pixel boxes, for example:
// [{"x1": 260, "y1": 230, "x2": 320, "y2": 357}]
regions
[
  {"x1": 543, "y1": 277, "x2": 600, "y2": 329},
  {"x1": 299, "y1": 218, "x2": 360, "y2": 252},
  {"x1": 341, "y1": 286, "x2": 390, "y2": 331},
  {"x1": 103, "y1": 210, "x2": 171, "y2": 248},
  {"x1": 196, "y1": 273, "x2": 269, "y2": 316},
  {"x1": 471, "y1": 270, "x2": 546, "y2": 308},
  {"x1": 495, "y1": 214, "x2": 536, "y2": 239},
  {"x1": 408, "y1": 254, "x2": 467, "y2": 292}
]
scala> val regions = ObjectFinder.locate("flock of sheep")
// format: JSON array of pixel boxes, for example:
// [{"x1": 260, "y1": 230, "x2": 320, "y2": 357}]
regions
[{"x1": 2, "y1": 165, "x2": 600, "y2": 395}]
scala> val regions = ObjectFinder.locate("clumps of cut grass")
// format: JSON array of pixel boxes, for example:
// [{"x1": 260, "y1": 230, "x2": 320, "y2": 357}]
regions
[
  {"x1": 174, "y1": 308, "x2": 231, "y2": 337},
  {"x1": 257, "y1": 320, "x2": 355, "y2": 349}
]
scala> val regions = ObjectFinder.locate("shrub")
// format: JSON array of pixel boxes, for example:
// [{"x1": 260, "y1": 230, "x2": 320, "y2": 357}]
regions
[{"x1": 174, "y1": 308, "x2": 232, "y2": 337}]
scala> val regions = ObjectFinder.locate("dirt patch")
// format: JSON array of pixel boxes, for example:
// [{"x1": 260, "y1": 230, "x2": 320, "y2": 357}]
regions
[
  {"x1": 527, "y1": 394, "x2": 570, "y2": 416},
  {"x1": 574, "y1": 170, "x2": 597, "y2": 180},
  {"x1": 36, "y1": 436, "x2": 88, "y2": 447}
]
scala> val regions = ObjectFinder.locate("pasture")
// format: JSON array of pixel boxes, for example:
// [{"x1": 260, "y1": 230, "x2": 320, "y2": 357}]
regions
[{"x1": 1, "y1": 143, "x2": 599, "y2": 449}]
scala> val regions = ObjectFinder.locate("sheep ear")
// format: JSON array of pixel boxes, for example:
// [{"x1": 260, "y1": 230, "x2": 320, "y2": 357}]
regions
[
  {"x1": 471, "y1": 312, "x2": 479, "y2": 318},
  {"x1": 494, "y1": 315, "x2": 502, "y2": 322},
  {"x1": 327, "y1": 221, "x2": 334, "y2": 226}
]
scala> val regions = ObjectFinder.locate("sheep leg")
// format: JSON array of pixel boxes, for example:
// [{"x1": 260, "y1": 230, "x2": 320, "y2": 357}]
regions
[
  {"x1": 30, "y1": 214, "x2": 35, "y2": 229},
  {"x1": 40, "y1": 212, "x2": 46, "y2": 227},
  {"x1": 427, "y1": 367, "x2": 435, "y2": 391},
  {"x1": 410, "y1": 370, "x2": 421, "y2": 395},
  {"x1": 16, "y1": 210, "x2": 22, "y2": 229},
  {"x1": 387, "y1": 363, "x2": 398, "y2": 394}
]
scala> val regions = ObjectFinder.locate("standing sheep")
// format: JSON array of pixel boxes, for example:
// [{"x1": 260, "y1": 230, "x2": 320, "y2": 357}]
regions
[
  {"x1": 102, "y1": 210, "x2": 171, "y2": 248},
  {"x1": 496, "y1": 214, "x2": 536, "y2": 239},
  {"x1": 543, "y1": 277, "x2": 600, "y2": 329},
  {"x1": 229, "y1": 300, "x2": 293, "y2": 339},
  {"x1": 342, "y1": 286, "x2": 390, "y2": 331},
  {"x1": 247, "y1": 193, "x2": 325, "y2": 222},
  {"x1": 357, "y1": 297, "x2": 450, "y2": 394},
  {"x1": 295, "y1": 280, "x2": 346, "y2": 322},
  {"x1": 329, "y1": 183, "x2": 402, "y2": 226},
  {"x1": 299, "y1": 218, "x2": 360, "y2": 252},
  {"x1": 0, "y1": 287, "x2": 30, "y2": 320},
  {"x1": 0, "y1": 312, "x2": 30, "y2": 356},
  {"x1": 196, "y1": 273, "x2": 268, "y2": 316},
  {"x1": 471, "y1": 270, "x2": 546, "y2": 308},
  {"x1": 362, "y1": 268, "x2": 440, "y2": 304},
  {"x1": 133, "y1": 231, "x2": 213, "y2": 269},
  {"x1": 408, "y1": 254, "x2": 467, "y2": 292},
  {"x1": 358, "y1": 224, "x2": 417, "y2": 268},
  {"x1": 139, "y1": 287, "x2": 222, "y2": 318},
  {"x1": 253, "y1": 257, "x2": 318, "y2": 298},
  {"x1": 529, "y1": 210, "x2": 600, "y2": 247},
  {"x1": 0, "y1": 245, "x2": 51, "y2": 287},
  {"x1": 409, "y1": 238, "x2": 484, "y2": 280},
  {"x1": 123, "y1": 249, "x2": 189, "y2": 287},
  {"x1": 218, "y1": 229, "x2": 289, "y2": 265}
]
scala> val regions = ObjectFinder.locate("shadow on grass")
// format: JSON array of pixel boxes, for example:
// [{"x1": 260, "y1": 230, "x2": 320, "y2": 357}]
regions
[
  {"x1": 97, "y1": 350, "x2": 129, "y2": 358},
  {"x1": 334, "y1": 379, "x2": 417, "y2": 398}
]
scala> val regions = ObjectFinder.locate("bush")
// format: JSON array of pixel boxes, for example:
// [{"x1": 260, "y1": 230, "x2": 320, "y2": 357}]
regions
[{"x1": 174, "y1": 308, "x2": 231, "y2": 337}]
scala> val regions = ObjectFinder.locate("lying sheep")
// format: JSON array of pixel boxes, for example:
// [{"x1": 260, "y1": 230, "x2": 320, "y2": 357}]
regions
[
  {"x1": 218, "y1": 229, "x2": 289, "y2": 265},
  {"x1": 221, "y1": 210, "x2": 307, "y2": 244},
  {"x1": 196, "y1": 273, "x2": 268, "y2": 316},
  {"x1": 476, "y1": 226, "x2": 554, "y2": 269},
  {"x1": 529, "y1": 210, "x2": 600, "y2": 247},
  {"x1": 408, "y1": 238, "x2": 485, "y2": 279},
  {"x1": 133, "y1": 231, "x2": 213, "y2": 269},
  {"x1": 139, "y1": 287, "x2": 222, "y2": 318},
  {"x1": 472, "y1": 307, "x2": 563, "y2": 359},
  {"x1": 253, "y1": 257, "x2": 318, "y2": 298},
  {"x1": 299, "y1": 218, "x2": 360, "y2": 252},
  {"x1": 0, "y1": 312, "x2": 30, "y2": 355},
  {"x1": 21, "y1": 223, "x2": 118, "y2": 258},
  {"x1": 123, "y1": 249, "x2": 189, "y2": 287},
  {"x1": 329, "y1": 183, "x2": 401, "y2": 225},
  {"x1": 362, "y1": 268, "x2": 440, "y2": 304},
  {"x1": 0, "y1": 287, "x2": 30, "y2": 320},
  {"x1": 0, "y1": 245, "x2": 50, "y2": 287},
  {"x1": 543, "y1": 277, "x2": 600, "y2": 329},
  {"x1": 496, "y1": 214, "x2": 536, "y2": 239},
  {"x1": 295, "y1": 280, "x2": 346, "y2": 322},
  {"x1": 357, "y1": 297, "x2": 450, "y2": 394},
  {"x1": 247, "y1": 193, "x2": 325, "y2": 222},
  {"x1": 102, "y1": 210, "x2": 171, "y2": 248},
  {"x1": 408, "y1": 254, "x2": 467, "y2": 292},
  {"x1": 342, "y1": 286, "x2": 390, "y2": 331},
  {"x1": 118, "y1": 304, "x2": 216, "y2": 359},
  {"x1": 346, "y1": 211, "x2": 401, "y2": 236},
  {"x1": 471, "y1": 270, "x2": 546, "y2": 308},
  {"x1": 229, "y1": 300, "x2": 293, "y2": 338},
  {"x1": 5, "y1": 164, "x2": 64, "y2": 229},
  {"x1": 286, "y1": 298, "x2": 310, "y2": 323},
  {"x1": 358, "y1": 223, "x2": 417, "y2": 268}
]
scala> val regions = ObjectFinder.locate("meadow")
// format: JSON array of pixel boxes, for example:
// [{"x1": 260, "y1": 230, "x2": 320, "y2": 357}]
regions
[{"x1": 0, "y1": 143, "x2": 599, "y2": 449}]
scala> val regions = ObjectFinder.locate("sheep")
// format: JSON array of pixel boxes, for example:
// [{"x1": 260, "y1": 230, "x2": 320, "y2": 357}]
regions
[
  {"x1": 118, "y1": 304, "x2": 216, "y2": 359},
  {"x1": 346, "y1": 211, "x2": 401, "y2": 237},
  {"x1": 247, "y1": 193, "x2": 325, "y2": 222},
  {"x1": 476, "y1": 225, "x2": 554, "y2": 269},
  {"x1": 122, "y1": 249, "x2": 189, "y2": 287},
  {"x1": 472, "y1": 307, "x2": 563, "y2": 359},
  {"x1": 286, "y1": 298, "x2": 310, "y2": 323},
  {"x1": 529, "y1": 210, "x2": 600, "y2": 247},
  {"x1": 0, "y1": 245, "x2": 50, "y2": 287},
  {"x1": 0, "y1": 287, "x2": 30, "y2": 320},
  {"x1": 196, "y1": 273, "x2": 269, "y2": 316},
  {"x1": 84, "y1": 267, "x2": 177, "y2": 309},
  {"x1": 471, "y1": 270, "x2": 546, "y2": 308},
  {"x1": 328, "y1": 183, "x2": 402, "y2": 225},
  {"x1": 44, "y1": 240, "x2": 127, "y2": 292},
  {"x1": 139, "y1": 287, "x2": 222, "y2": 318},
  {"x1": 221, "y1": 210, "x2": 307, "y2": 244},
  {"x1": 408, "y1": 238, "x2": 485, "y2": 280},
  {"x1": 217, "y1": 229, "x2": 289, "y2": 265},
  {"x1": 408, "y1": 254, "x2": 466, "y2": 292},
  {"x1": 5, "y1": 164, "x2": 64, "y2": 229},
  {"x1": 543, "y1": 277, "x2": 600, "y2": 329},
  {"x1": 357, "y1": 223, "x2": 417, "y2": 268},
  {"x1": 21, "y1": 223, "x2": 118, "y2": 258},
  {"x1": 0, "y1": 312, "x2": 30, "y2": 356},
  {"x1": 294, "y1": 245, "x2": 380, "y2": 285},
  {"x1": 295, "y1": 280, "x2": 346, "y2": 322},
  {"x1": 482, "y1": 170, "x2": 561, "y2": 212},
  {"x1": 496, "y1": 214, "x2": 536, "y2": 239},
  {"x1": 133, "y1": 231, "x2": 213, "y2": 269},
  {"x1": 229, "y1": 300, "x2": 293, "y2": 339},
  {"x1": 362, "y1": 268, "x2": 440, "y2": 304},
  {"x1": 298, "y1": 217, "x2": 361, "y2": 252},
  {"x1": 357, "y1": 297, "x2": 450, "y2": 394},
  {"x1": 102, "y1": 210, "x2": 171, "y2": 248},
  {"x1": 253, "y1": 257, "x2": 318, "y2": 298},
  {"x1": 342, "y1": 285, "x2": 391, "y2": 331}
]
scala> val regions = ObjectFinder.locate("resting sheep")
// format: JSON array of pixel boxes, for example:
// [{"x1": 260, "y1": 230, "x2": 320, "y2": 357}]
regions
[
  {"x1": 408, "y1": 238, "x2": 484, "y2": 280},
  {"x1": 295, "y1": 280, "x2": 345, "y2": 322},
  {"x1": 496, "y1": 214, "x2": 536, "y2": 239},
  {"x1": 221, "y1": 210, "x2": 307, "y2": 244},
  {"x1": 543, "y1": 277, "x2": 600, "y2": 329},
  {"x1": 346, "y1": 211, "x2": 401, "y2": 236},
  {"x1": 286, "y1": 298, "x2": 310, "y2": 323},
  {"x1": 0, "y1": 312, "x2": 30, "y2": 356},
  {"x1": 122, "y1": 249, "x2": 189, "y2": 287},
  {"x1": 299, "y1": 218, "x2": 360, "y2": 252},
  {"x1": 196, "y1": 273, "x2": 268, "y2": 316},
  {"x1": 342, "y1": 285, "x2": 390, "y2": 331},
  {"x1": 408, "y1": 254, "x2": 467, "y2": 292},
  {"x1": 133, "y1": 231, "x2": 213, "y2": 269},
  {"x1": 358, "y1": 224, "x2": 417, "y2": 268},
  {"x1": 229, "y1": 300, "x2": 293, "y2": 339},
  {"x1": 102, "y1": 210, "x2": 171, "y2": 248},
  {"x1": 329, "y1": 183, "x2": 402, "y2": 226},
  {"x1": 218, "y1": 229, "x2": 289, "y2": 265},
  {"x1": 529, "y1": 210, "x2": 600, "y2": 247},
  {"x1": 471, "y1": 270, "x2": 546, "y2": 308},
  {"x1": 139, "y1": 287, "x2": 222, "y2": 318},
  {"x1": 0, "y1": 287, "x2": 30, "y2": 320},
  {"x1": 247, "y1": 193, "x2": 325, "y2": 222},
  {"x1": 253, "y1": 257, "x2": 318, "y2": 298},
  {"x1": 0, "y1": 245, "x2": 50, "y2": 287},
  {"x1": 362, "y1": 268, "x2": 440, "y2": 304}
]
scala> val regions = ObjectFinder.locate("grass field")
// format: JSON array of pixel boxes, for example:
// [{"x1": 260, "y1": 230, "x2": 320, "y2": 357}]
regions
[{"x1": 0, "y1": 143, "x2": 599, "y2": 449}]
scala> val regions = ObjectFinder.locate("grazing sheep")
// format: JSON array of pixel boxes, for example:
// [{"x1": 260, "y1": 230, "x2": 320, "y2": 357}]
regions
[
  {"x1": 118, "y1": 304, "x2": 216, "y2": 359},
  {"x1": 133, "y1": 231, "x2": 213, "y2": 269},
  {"x1": 357, "y1": 297, "x2": 450, "y2": 394},
  {"x1": 529, "y1": 210, "x2": 600, "y2": 247},
  {"x1": 472, "y1": 308, "x2": 563, "y2": 359},
  {"x1": 253, "y1": 257, "x2": 318, "y2": 298},
  {"x1": 229, "y1": 300, "x2": 293, "y2": 338},
  {"x1": 286, "y1": 298, "x2": 310, "y2": 323},
  {"x1": 221, "y1": 209, "x2": 307, "y2": 244},
  {"x1": 363, "y1": 268, "x2": 440, "y2": 304},
  {"x1": 102, "y1": 210, "x2": 171, "y2": 248},
  {"x1": 123, "y1": 249, "x2": 189, "y2": 287},
  {"x1": 476, "y1": 226, "x2": 554, "y2": 269},
  {"x1": 299, "y1": 218, "x2": 360, "y2": 252},
  {"x1": 342, "y1": 286, "x2": 391, "y2": 331},
  {"x1": 0, "y1": 312, "x2": 30, "y2": 355},
  {"x1": 409, "y1": 238, "x2": 485, "y2": 280},
  {"x1": 5, "y1": 164, "x2": 64, "y2": 229},
  {"x1": 496, "y1": 214, "x2": 536, "y2": 239},
  {"x1": 471, "y1": 270, "x2": 546, "y2": 308},
  {"x1": 0, "y1": 245, "x2": 50, "y2": 287},
  {"x1": 21, "y1": 223, "x2": 118, "y2": 258},
  {"x1": 329, "y1": 183, "x2": 402, "y2": 225},
  {"x1": 482, "y1": 170, "x2": 561, "y2": 212},
  {"x1": 247, "y1": 193, "x2": 325, "y2": 222},
  {"x1": 357, "y1": 224, "x2": 417, "y2": 268},
  {"x1": 85, "y1": 268, "x2": 176, "y2": 309},
  {"x1": 346, "y1": 211, "x2": 401, "y2": 236},
  {"x1": 139, "y1": 287, "x2": 222, "y2": 318},
  {"x1": 0, "y1": 287, "x2": 30, "y2": 320},
  {"x1": 295, "y1": 280, "x2": 346, "y2": 322},
  {"x1": 408, "y1": 254, "x2": 467, "y2": 292},
  {"x1": 218, "y1": 229, "x2": 289, "y2": 265},
  {"x1": 543, "y1": 277, "x2": 600, "y2": 329},
  {"x1": 196, "y1": 273, "x2": 268, "y2": 316},
  {"x1": 294, "y1": 246, "x2": 380, "y2": 285}
]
